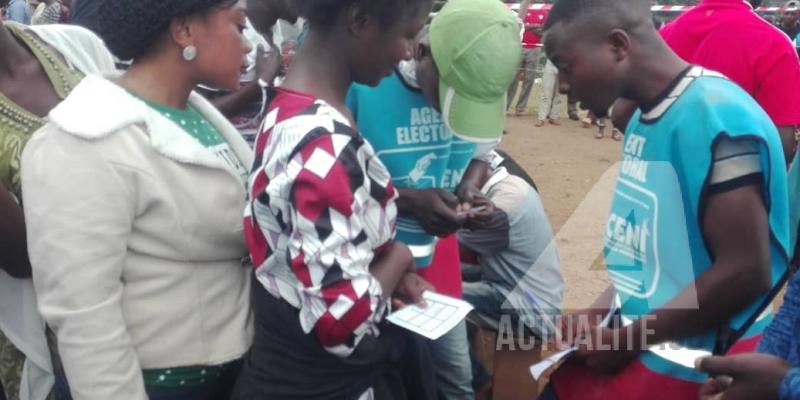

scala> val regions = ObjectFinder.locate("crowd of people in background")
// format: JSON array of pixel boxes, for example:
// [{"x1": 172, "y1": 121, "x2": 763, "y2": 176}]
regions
[
  {"x1": 507, "y1": 0, "x2": 800, "y2": 141},
  {"x1": 2, "y1": 0, "x2": 800, "y2": 399},
  {"x1": 1, "y1": 0, "x2": 71, "y2": 25},
  {"x1": 0, "y1": 0, "x2": 560, "y2": 399}
]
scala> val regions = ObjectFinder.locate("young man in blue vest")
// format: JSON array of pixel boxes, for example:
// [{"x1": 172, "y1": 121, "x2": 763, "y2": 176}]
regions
[
  {"x1": 538, "y1": 0, "x2": 791, "y2": 399},
  {"x1": 346, "y1": 0, "x2": 521, "y2": 397}
]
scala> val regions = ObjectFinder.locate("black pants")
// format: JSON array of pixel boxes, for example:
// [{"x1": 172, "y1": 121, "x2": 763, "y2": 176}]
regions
[{"x1": 233, "y1": 281, "x2": 437, "y2": 400}]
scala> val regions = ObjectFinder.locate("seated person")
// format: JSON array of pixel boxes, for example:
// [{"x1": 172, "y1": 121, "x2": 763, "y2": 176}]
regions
[{"x1": 459, "y1": 150, "x2": 564, "y2": 339}]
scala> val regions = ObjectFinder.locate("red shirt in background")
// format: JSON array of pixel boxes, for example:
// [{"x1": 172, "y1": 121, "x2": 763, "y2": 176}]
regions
[
  {"x1": 418, "y1": 235, "x2": 463, "y2": 298},
  {"x1": 660, "y1": 0, "x2": 800, "y2": 126},
  {"x1": 522, "y1": 9, "x2": 548, "y2": 48}
]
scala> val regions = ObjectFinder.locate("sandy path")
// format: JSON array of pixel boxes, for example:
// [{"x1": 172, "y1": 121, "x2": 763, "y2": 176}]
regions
[{"x1": 498, "y1": 114, "x2": 622, "y2": 311}]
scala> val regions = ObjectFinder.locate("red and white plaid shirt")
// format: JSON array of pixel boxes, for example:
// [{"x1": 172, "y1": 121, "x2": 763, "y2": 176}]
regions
[{"x1": 244, "y1": 88, "x2": 398, "y2": 357}]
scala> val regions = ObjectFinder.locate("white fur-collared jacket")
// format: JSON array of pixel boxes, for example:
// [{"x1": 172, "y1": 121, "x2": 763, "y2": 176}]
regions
[{"x1": 21, "y1": 74, "x2": 254, "y2": 400}]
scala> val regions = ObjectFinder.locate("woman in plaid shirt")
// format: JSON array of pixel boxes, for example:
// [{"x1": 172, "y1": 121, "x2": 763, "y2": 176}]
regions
[{"x1": 236, "y1": 0, "x2": 439, "y2": 399}]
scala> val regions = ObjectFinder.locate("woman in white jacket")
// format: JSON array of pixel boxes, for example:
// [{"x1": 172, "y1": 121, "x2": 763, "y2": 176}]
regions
[
  {"x1": 0, "y1": 12, "x2": 116, "y2": 400},
  {"x1": 21, "y1": 0, "x2": 254, "y2": 399}
]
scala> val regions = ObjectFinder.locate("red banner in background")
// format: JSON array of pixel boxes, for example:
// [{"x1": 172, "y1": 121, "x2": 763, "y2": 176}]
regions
[{"x1": 506, "y1": 3, "x2": 793, "y2": 12}]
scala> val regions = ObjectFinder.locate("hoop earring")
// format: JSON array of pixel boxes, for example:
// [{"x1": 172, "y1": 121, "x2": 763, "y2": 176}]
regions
[{"x1": 182, "y1": 45, "x2": 197, "y2": 61}]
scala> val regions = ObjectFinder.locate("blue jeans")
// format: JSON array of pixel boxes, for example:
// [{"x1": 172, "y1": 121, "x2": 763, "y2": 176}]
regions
[
  {"x1": 462, "y1": 282, "x2": 508, "y2": 327},
  {"x1": 464, "y1": 282, "x2": 552, "y2": 395},
  {"x1": 428, "y1": 320, "x2": 474, "y2": 400},
  {"x1": 463, "y1": 281, "x2": 555, "y2": 339}
]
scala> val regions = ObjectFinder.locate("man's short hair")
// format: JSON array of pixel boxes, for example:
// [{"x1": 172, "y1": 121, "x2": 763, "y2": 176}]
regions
[{"x1": 544, "y1": 0, "x2": 651, "y2": 33}]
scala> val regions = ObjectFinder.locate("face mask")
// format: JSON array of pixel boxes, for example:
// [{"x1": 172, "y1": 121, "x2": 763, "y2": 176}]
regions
[{"x1": 397, "y1": 59, "x2": 420, "y2": 89}]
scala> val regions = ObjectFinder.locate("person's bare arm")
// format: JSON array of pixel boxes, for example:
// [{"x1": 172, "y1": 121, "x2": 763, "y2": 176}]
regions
[
  {"x1": 567, "y1": 185, "x2": 773, "y2": 374},
  {"x1": 369, "y1": 241, "x2": 415, "y2": 296},
  {"x1": 517, "y1": 0, "x2": 530, "y2": 20},
  {"x1": 370, "y1": 241, "x2": 434, "y2": 308},
  {"x1": 775, "y1": 125, "x2": 796, "y2": 164},
  {"x1": 0, "y1": 183, "x2": 30, "y2": 278},
  {"x1": 455, "y1": 159, "x2": 490, "y2": 206},
  {"x1": 395, "y1": 188, "x2": 465, "y2": 237},
  {"x1": 697, "y1": 353, "x2": 790, "y2": 400},
  {"x1": 455, "y1": 159, "x2": 496, "y2": 229},
  {"x1": 627, "y1": 184, "x2": 772, "y2": 348}
]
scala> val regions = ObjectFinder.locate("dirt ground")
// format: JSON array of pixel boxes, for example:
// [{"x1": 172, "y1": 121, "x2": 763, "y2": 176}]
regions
[{"x1": 497, "y1": 111, "x2": 622, "y2": 312}]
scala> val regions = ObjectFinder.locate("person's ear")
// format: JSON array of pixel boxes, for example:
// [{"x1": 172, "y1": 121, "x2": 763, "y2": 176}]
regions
[
  {"x1": 169, "y1": 15, "x2": 196, "y2": 49},
  {"x1": 607, "y1": 29, "x2": 631, "y2": 62},
  {"x1": 346, "y1": 3, "x2": 375, "y2": 38}
]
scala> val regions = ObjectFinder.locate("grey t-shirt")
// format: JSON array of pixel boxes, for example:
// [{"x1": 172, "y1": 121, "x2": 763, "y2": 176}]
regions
[{"x1": 458, "y1": 171, "x2": 564, "y2": 332}]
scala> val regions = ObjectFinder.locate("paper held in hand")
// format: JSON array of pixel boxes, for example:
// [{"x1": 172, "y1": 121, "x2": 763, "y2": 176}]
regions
[
  {"x1": 528, "y1": 304, "x2": 618, "y2": 381},
  {"x1": 528, "y1": 295, "x2": 713, "y2": 381},
  {"x1": 387, "y1": 291, "x2": 474, "y2": 340}
]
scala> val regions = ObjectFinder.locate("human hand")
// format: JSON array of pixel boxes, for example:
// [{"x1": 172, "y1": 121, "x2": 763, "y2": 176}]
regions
[
  {"x1": 459, "y1": 195, "x2": 496, "y2": 231},
  {"x1": 699, "y1": 376, "x2": 732, "y2": 400},
  {"x1": 570, "y1": 326, "x2": 639, "y2": 375},
  {"x1": 392, "y1": 273, "x2": 435, "y2": 309},
  {"x1": 280, "y1": 41, "x2": 297, "y2": 72},
  {"x1": 455, "y1": 183, "x2": 483, "y2": 207},
  {"x1": 696, "y1": 353, "x2": 790, "y2": 400},
  {"x1": 401, "y1": 188, "x2": 465, "y2": 237},
  {"x1": 455, "y1": 183, "x2": 495, "y2": 223},
  {"x1": 255, "y1": 43, "x2": 282, "y2": 84}
]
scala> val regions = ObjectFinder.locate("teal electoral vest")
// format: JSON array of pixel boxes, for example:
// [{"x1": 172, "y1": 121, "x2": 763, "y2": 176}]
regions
[
  {"x1": 348, "y1": 69, "x2": 468, "y2": 267},
  {"x1": 608, "y1": 66, "x2": 790, "y2": 382}
]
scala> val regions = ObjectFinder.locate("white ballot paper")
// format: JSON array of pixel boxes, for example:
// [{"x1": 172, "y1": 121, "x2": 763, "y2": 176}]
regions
[
  {"x1": 529, "y1": 295, "x2": 713, "y2": 380},
  {"x1": 648, "y1": 346, "x2": 710, "y2": 369},
  {"x1": 529, "y1": 347, "x2": 576, "y2": 380},
  {"x1": 529, "y1": 298, "x2": 617, "y2": 380},
  {"x1": 387, "y1": 291, "x2": 474, "y2": 340}
]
